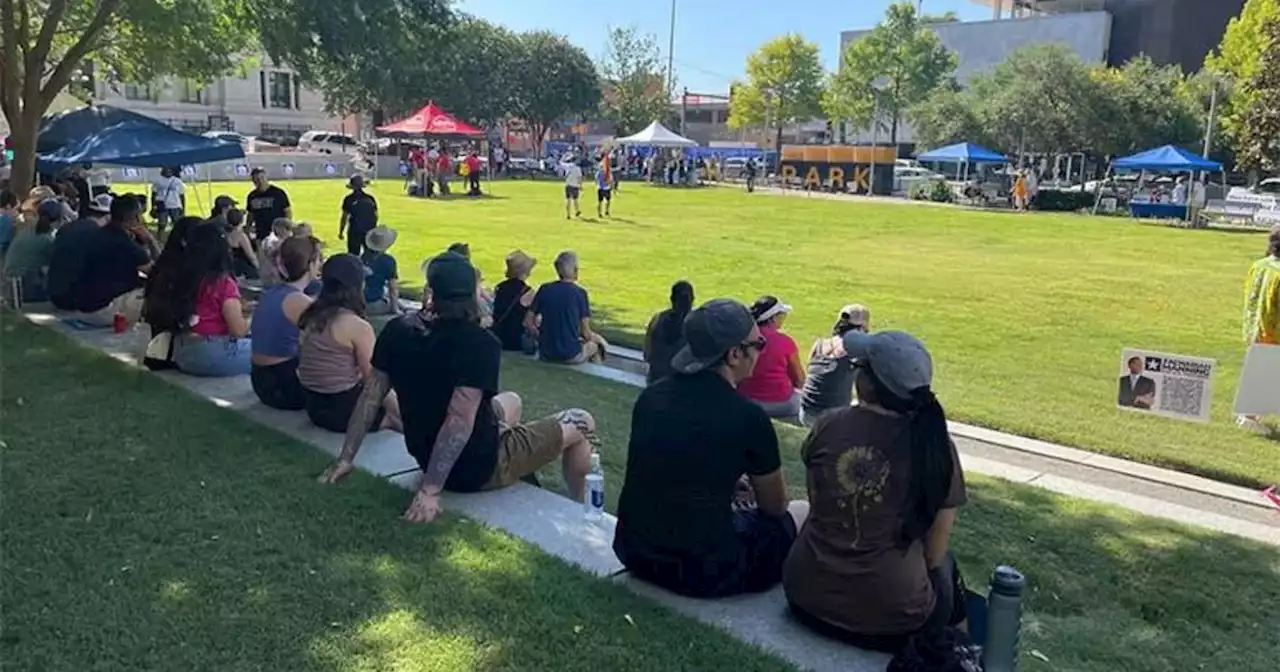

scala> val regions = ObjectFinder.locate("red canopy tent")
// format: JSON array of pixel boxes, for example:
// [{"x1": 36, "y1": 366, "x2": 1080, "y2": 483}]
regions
[{"x1": 376, "y1": 101, "x2": 483, "y2": 138}]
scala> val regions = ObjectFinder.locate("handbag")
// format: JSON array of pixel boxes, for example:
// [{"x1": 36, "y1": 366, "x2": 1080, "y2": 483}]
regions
[{"x1": 142, "y1": 331, "x2": 177, "y2": 370}]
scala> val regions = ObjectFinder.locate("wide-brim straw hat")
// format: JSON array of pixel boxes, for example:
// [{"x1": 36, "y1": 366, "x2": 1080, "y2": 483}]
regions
[
  {"x1": 364, "y1": 226, "x2": 398, "y2": 253},
  {"x1": 505, "y1": 250, "x2": 537, "y2": 277}
]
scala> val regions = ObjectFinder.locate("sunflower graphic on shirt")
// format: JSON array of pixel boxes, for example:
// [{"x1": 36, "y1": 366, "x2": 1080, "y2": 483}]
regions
[{"x1": 832, "y1": 444, "x2": 891, "y2": 548}]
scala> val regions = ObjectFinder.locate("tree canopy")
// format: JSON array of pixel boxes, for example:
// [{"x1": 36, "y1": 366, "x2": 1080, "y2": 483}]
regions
[
  {"x1": 507, "y1": 31, "x2": 601, "y2": 154},
  {"x1": 1205, "y1": 0, "x2": 1279, "y2": 153},
  {"x1": 1237, "y1": 14, "x2": 1280, "y2": 172},
  {"x1": 597, "y1": 26, "x2": 671, "y2": 137},
  {"x1": 727, "y1": 33, "x2": 824, "y2": 152},
  {"x1": 824, "y1": 1, "x2": 957, "y2": 144}
]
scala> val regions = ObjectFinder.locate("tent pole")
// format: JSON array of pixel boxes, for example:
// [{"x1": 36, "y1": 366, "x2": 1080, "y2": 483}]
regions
[{"x1": 1091, "y1": 163, "x2": 1112, "y2": 215}]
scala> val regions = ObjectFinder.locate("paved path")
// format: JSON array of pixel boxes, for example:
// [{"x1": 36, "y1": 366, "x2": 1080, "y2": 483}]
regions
[{"x1": 594, "y1": 347, "x2": 1280, "y2": 546}]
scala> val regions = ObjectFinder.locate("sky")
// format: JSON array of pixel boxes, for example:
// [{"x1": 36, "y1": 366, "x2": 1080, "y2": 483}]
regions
[{"x1": 461, "y1": 0, "x2": 991, "y2": 94}]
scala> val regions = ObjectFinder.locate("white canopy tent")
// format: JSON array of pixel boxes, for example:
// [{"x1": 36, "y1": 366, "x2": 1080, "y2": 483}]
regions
[{"x1": 615, "y1": 121, "x2": 697, "y2": 148}]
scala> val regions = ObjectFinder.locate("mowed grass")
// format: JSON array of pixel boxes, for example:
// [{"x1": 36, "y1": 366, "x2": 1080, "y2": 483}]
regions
[
  {"x1": 501, "y1": 355, "x2": 1280, "y2": 672},
  {"x1": 3, "y1": 313, "x2": 1275, "y2": 672},
  {"x1": 185, "y1": 177, "x2": 1278, "y2": 487},
  {"x1": 0, "y1": 315, "x2": 793, "y2": 672}
]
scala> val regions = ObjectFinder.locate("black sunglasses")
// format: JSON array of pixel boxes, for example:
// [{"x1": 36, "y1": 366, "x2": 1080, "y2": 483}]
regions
[{"x1": 740, "y1": 337, "x2": 768, "y2": 353}]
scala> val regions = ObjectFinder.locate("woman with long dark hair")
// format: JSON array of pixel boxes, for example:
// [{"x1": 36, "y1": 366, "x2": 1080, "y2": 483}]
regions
[
  {"x1": 150, "y1": 222, "x2": 252, "y2": 376},
  {"x1": 642, "y1": 280, "x2": 694, "y2": 385},
  {"x1": 799, "y1": 304, "x2": 870, "y2": 426},
  {"x1": 142, "y1": 215, "x2": 203, "y2": 330},
  {"x1": 784, "y1": 330, "x2": 969, "y2": 654},
  {"x1": 297, "y1": 254, "x2": 401, "y2": 434}
]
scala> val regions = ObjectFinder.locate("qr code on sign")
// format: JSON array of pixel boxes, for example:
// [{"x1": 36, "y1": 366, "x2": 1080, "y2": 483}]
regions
[{"x1": 1158, "y1": 376, "x2": 1205, "y2": 417}]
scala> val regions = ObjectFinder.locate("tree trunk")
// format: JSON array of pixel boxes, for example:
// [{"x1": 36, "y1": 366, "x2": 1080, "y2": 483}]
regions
[
  {"x1": 7, "y1": 101, "x2": 42, "y2": 196},
  {"x1": 774, "y1": 123, "x2": 783, "y2": 156},
  {"x1": 890, "y1": 113, "x2": 899, "y2": 147}
]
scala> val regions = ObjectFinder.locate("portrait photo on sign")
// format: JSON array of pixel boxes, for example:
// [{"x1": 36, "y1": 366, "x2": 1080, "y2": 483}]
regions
[{"x1": 1116, "y1": 348, "x2": 1215, "y2": 423}]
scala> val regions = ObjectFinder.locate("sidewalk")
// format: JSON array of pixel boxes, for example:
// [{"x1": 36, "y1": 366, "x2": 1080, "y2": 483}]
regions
[{"x1": 594, "y1": 346, "x2": 1280, "y2": 546}]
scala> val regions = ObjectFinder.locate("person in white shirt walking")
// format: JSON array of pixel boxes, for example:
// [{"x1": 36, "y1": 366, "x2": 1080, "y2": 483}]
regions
[
  {"x1": 563, "y1": 158, "x2": 584, "y2": 219},
  {"x1": 150, "y1": 167, "x2": 186, "y2": 237},
  {"x1": 1189, "y1": 175, "x2": 1207, "y2": 228}
]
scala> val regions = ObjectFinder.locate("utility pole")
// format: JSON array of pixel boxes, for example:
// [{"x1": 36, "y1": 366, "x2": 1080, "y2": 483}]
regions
[
  {"x1": 666, "y1": 0, "x2": 677, "y2": 100},
  {"x1": 680, "y1": 87, "x2": 689, "y2": 136}
]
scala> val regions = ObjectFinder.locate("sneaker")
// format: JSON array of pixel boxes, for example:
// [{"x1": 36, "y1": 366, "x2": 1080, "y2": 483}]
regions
[{"x1": 1236, "y1": 415, "x2": 1268, "y2": 435}]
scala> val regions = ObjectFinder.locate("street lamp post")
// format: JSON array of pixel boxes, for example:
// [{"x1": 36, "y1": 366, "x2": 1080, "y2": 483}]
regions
[
  {"x1": 867, "y1": 76, "x2": 890, "y2": 196},
  {"x1": 666, "y1": 0, "x2": 677, "y2": 100}
]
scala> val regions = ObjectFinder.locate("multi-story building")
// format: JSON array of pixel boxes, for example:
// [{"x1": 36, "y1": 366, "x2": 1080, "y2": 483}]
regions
[{"x1": 89, "y1": 57, "x2": 346, "y2": 145}]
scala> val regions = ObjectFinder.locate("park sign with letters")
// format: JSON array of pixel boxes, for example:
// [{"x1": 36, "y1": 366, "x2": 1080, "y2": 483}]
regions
[
  {"x1": 1116, "y1": 348, "x2": 1215, "y2": 423},
  {"x1": 778, "y1": 145, "x2": 896, "y2": 196}
]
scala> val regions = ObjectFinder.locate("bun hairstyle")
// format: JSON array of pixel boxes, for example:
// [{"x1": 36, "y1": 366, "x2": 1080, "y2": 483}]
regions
[{"x1": 662, "y1": 280, "x2": 695, "y2": 343}]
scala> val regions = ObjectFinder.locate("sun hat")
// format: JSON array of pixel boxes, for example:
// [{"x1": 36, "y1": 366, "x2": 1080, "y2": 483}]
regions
[
  {"x1": 364, "y1": 226, "x2": 397, "y2": 253},
  {"x1": 86, "y1": 193, "x2": 113, "y2": 214},
  {"x1": 671, "y1": 299, "x2": 756, "y2": 375},
  {"x1": 505, "y1": 250, "x2": 537, "y2": 278},
  {"x1": 749, "y1": 295, "x2": 792, "y2": 324},
  {"x1": 842, "y1": 330, "x2": 933, "y2": 400},
  {"x1": 320, "y1": 254, "x2": 366, "y2": 290},
  {"x1": 838, "y1": 303, "x2": 870, "y2": 329},
  {"x1": 426, "y1": 251, "x2": 478, "y2": 300}
]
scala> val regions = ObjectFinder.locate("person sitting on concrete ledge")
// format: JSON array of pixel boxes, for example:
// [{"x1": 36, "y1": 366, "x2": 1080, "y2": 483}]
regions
[
  {"x1": 491, "y1": 250, "x2": 538, "y2": 353},
  {"x1": 3, "y1": 199, "x2": 60, "y2": 303},
  {"x1": 223, "y1": 208, "x2": 260, "y2": 280},
  {"x1": 298, "y1": 254, "x2": 403, "y2": 434},
  {"x1": 799, "y1": 304, "x2": 870, "y2": 427},
  {"x1": 250, "y1": 236, "x2": 321, "y2": 410},
  {"x1": 526, "y1": 250, "x2": 607, "y2": 365},
  {"x1": 361, "y1": 226, "x2": 403, "y2": 316},
  {"x1": 738, "y1": 295, "x2": 805, "y2": 420},
  {"x1": 614, "y1": 299, "x2": 808, "y2": 598},
  {"x1": 144, "y1": 223, "x2": 252, "y2": 377},
  {"x1": 784, "y1": 330, "x2": 970, "y2": 653},
  {"x1": 57, "y1": 194, "x2": 155, "y2": 327},
  {"x1": 317, "y1": 252, "x2": 599, "y2": 524},
  {"x1": 642, "y1": 279, "x2": 694, "y2": 385}
]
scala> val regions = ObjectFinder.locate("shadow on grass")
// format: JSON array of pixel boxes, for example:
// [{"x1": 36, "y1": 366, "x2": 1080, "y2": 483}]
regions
[
  {"x1": 496, "y1": 355, "x2": 1280, "y2": 672},
  {"x1": 0, "y1": 317, "x2": 790, "y2": 672}
]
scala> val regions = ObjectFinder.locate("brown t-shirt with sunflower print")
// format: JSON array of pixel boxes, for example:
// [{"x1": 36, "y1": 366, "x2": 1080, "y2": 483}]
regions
[{"x1": 783, "y1": 404, "x2": 966, "y2": 636}]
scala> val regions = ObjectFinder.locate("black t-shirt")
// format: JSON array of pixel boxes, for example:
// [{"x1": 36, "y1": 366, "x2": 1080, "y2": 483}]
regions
[
  {"x1": 342, "y1": 191, "x2": 378, "y2": 233},
  {"x1": 75, "y1": 225, "x2": 149, "y2": 312},
  {"x1": 46, "y1": 218, "x2": 102, "y2": 309},
  {"x1": 614, "y1": 371, "x2": 783, "y2": 568},
  {"x1": 644, "y1": 309, "x2": 687, "y2": 385},
  {"x1": 491, "y1": 278, "x2": 531, "y2": 351},
  {"x1": 371, "y1": 313, "x2": 502, "y2": 492},
  {"x1": 245, "y1": 185, "x2": 291, "y2": 239}
]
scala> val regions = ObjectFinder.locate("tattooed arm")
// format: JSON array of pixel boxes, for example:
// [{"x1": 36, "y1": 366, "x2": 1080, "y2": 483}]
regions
[
  {"x1": 401, "y1": 386, "x2": 483, "y2": 523},
  {"x1": 317, "y1": 369, "x2": 391, "y2": 484}
]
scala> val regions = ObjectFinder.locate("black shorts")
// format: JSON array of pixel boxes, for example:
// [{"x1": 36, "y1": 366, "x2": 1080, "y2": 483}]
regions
[
  {"x1": 304, "y1": 383, "x2": 386, "y2": 433},
  {"x1": 564, "y1": 185, "x2": 581, "y2": 199},
  {"x1": 620, "y1": 509, "x2": 797, "y2": 598},
  {"x1": 597, "y1": 188, "x2": 612, "y2": 202},
  {"x1": 251, "y1": 358, "x2": 305, "y2": 410}
]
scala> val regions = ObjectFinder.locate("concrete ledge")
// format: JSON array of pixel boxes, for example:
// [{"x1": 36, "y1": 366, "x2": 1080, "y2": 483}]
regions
[
  {"x1": 617, "y1": 576, "x2": 891, "y2": 672},
  {"x1": 388, "y1": 471, "x2": 624, "y2": 577}
]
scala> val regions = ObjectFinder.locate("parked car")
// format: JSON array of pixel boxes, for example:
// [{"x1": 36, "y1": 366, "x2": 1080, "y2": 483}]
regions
[
  {"x1": 203, "y1": 130, "x2": 248, "y2": 146},
  {"x1": 893, "y1": 166, "x2": 945, "y2": 194},
  {"x1": 298, "y1": 131, "x2": 359, "y2": 154}
]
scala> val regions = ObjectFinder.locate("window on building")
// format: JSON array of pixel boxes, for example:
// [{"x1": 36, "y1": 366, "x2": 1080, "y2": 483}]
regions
[
  {"x1": 179, "y1": 79, "x2": 205, "y2": 104},
  {"x1": 123, "y1": 82, "x2": 151, "y2": 101},
  {"x1": 684, "y1": 109, "x2": 713, "y2": 124},
  {"x1": 269, "y1": 72, "x2": 293, "y2": 109},
  {"x1": 714, "y1": 109, "x2": 729, "y2": 124}
]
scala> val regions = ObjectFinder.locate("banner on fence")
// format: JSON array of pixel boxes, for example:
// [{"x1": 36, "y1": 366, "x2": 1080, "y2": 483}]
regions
[
  {"x1": 322, "y1": 162, "x2": 337, "y2": 176},
  {"x1": 282, "y1": 163, "x2": 296, "y2": 178},
  {"x1": 1116, "y1": 348, "x2": 1214, "y2": 423}
]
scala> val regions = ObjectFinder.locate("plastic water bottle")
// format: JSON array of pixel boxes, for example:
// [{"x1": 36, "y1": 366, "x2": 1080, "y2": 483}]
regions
[
  {"x1": 583, "y1": 453, "x2": 605, "y2": 521},
  {"x1": 983, "y1": 565, "x2": 1026, "y2": 672}
]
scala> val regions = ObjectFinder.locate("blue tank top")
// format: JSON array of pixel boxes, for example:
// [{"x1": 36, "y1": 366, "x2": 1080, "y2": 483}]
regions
[{"x1": 251, "y1": 283, "x2": 303, "y2": 357}]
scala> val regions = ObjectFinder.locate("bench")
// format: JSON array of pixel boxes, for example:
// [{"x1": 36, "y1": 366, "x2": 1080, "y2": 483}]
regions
[{"x1": 21, "y1": 306, "x2": 893, "y2": 671}]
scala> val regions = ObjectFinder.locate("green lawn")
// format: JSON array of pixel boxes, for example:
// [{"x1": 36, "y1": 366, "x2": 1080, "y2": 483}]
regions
[
  {"x1": 0, "y1": 315, "x2": 792, "y2": 672},
  {"x1": 3, "y1": 314, "x2": 1277, "y2": 672},
  {"x1": 194, "y1": 177, "x2": 1275, "y2": 488}
]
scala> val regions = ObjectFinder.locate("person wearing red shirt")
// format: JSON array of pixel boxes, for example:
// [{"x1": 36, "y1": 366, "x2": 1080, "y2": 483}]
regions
[
  {"x1": 436, "y1": 149, "x2": 452, "y2": 197},
  {"x1": 465, "y1": 150, "x2": 483, "y2": 197}
]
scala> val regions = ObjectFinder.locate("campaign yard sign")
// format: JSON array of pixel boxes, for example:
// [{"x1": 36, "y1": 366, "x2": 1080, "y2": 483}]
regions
[
  {"x1": 1116, "y1": 348, "x2": 1215, "y2": 423},
  {"x1": 282, "y1": 163, "x2": 296, "y2": 178}
]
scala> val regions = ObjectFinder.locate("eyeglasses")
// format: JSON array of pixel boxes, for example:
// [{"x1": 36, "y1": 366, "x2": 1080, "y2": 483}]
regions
[{"x1": 740, "y1": 337, "x2": 767, "y2": 353}]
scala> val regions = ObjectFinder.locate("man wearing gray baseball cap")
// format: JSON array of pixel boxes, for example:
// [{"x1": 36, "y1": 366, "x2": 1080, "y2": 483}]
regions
[
  {"x1": 783, "y1": 330, "x2": 970, "y2": 651},
  {"x1": 614, "y1": 299, "x2": 808, "y2": 598}
]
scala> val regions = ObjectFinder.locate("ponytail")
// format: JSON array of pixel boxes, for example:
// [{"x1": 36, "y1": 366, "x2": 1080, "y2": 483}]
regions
[
  {"x1": 866, "y1": 365, "x2": 954, "y2": 547},
  {"x1": 661, "y1": 280, "x2": 694, "y2": 344}
]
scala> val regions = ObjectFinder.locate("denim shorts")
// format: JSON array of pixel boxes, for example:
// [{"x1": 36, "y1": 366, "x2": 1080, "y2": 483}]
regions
[{"x1": 173, "y1": 334, "x2": 252, "y2": 377}]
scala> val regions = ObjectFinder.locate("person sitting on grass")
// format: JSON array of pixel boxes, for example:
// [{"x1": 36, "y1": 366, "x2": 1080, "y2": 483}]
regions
[
  {"x1": 223, "y1": 208, "x2": 260, "y2": 280},
  {"x1": 443, "y1": 242, "x2": 493, "y2": 326},
  {"x1": 250, "y1": 236, "x2": 322, "y2": 410},
  {"x1": 642, "y1": 280, "x2": 694, "y2": 385},
  {"x1": 317, "y1": 252, "x2": 600, "y2": 524},
  {"x1": 526, "y1": 250, "x2": 607, "y2": 365},
  {"x1": 297, "y1": 254, "x2": 403, "y2": 434},
  {"x1": 64, "y1": 195, "x2": 156, "y2": 327},
  {"x1": 260, "y1": 217, "x2": 295, "y2": 286},
  {"x1": 614, "y1": 299, "x2": 807, "y2": 598},
  {"x1": 3, "y1": 199, "x2": 60, "y2": 303},
  {"x1": 799, "y1": 304, "x2": 870, "y2": 427},
  {"x1": 143, "y1": 223, "x2": 252, "y2": 377},
  {"x1": 362, "y1": 226, "x2": 402, "y2": 316},
  {"x1": 737, "y1": 295, "x2": 805, "y2": 419},
  {"x1": 491, "y1": 250, "x2": 538, "y2": 353},
  {"x1": 784, "y1": 330, "x2": 970, "y2": 653}
]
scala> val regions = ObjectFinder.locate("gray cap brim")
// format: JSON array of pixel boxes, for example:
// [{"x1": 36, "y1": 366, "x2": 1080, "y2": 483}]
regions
[{"x1": 671, "y1": 344, "x2": 717, "y2": 375}]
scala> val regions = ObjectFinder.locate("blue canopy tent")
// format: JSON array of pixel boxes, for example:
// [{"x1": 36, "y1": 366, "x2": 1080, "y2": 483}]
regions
[
  {"x1": 37, "y1": 120, "x2": 244, "y2": 170},
  {"x1": 1101, "y1": 145, "x2": 1223, "y2": 222},
  {"x1": 916, "y1": 142, "x2": 1009, "y2": 181},
  {"x1": 36, "y1": 104, "x2": 155, "y2": 154}
]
